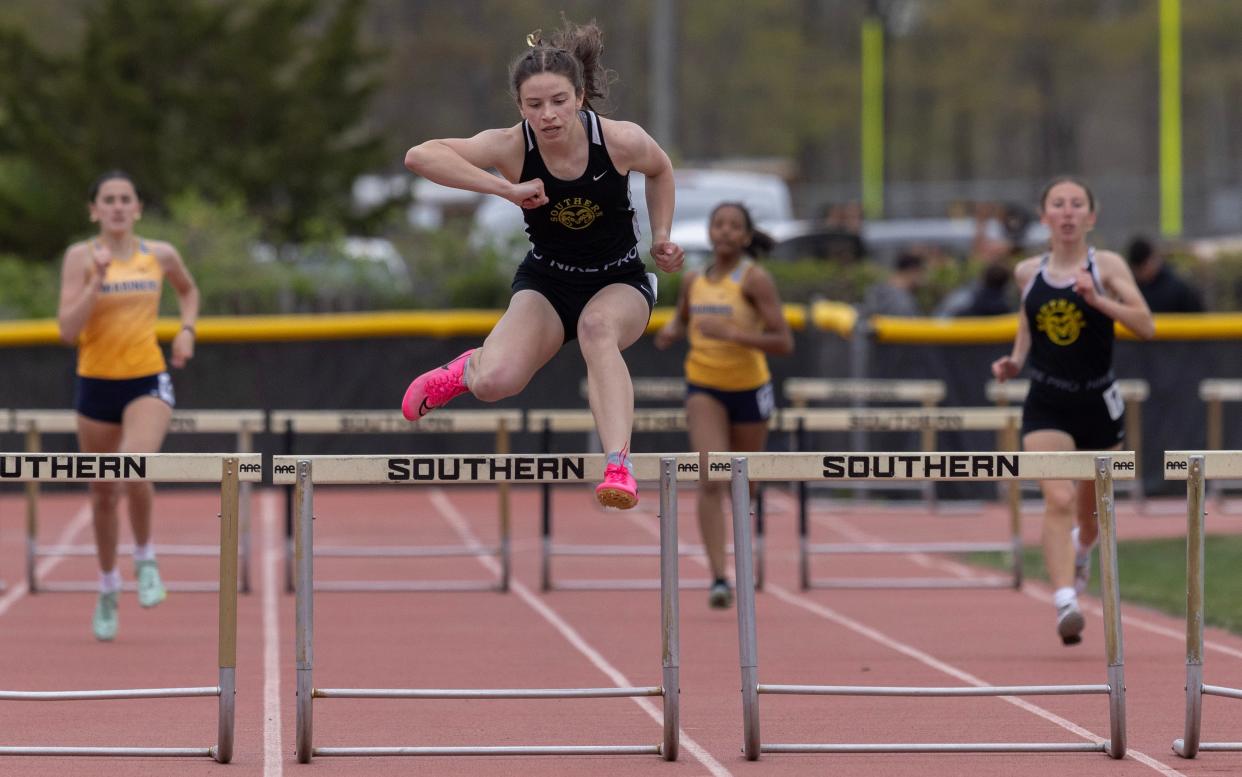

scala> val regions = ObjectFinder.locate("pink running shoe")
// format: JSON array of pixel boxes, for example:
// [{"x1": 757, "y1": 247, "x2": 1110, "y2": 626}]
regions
[
  {"x1": 595, "y1": 450, "x2": 638, "y2": 510},
  {"x1": 401, "y1": 349, "x2": 474, "y2": 421}
]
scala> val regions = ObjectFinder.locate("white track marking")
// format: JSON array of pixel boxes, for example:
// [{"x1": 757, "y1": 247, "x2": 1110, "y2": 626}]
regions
[
  {"x1": 261, "y1": 491, "x2": 283, "y2": 777},
  {"x1": 429, "y1": 488, "x2": 734, "y2": 777},
  {"x1": 0, "y1": 504, "x2": 91, "y2": 617}
]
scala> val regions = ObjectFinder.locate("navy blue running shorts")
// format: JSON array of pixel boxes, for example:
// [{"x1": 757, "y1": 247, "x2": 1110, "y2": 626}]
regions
[
  {"x1": 686, "y1": 381, "x2": 775, "y2": 424},
  {"x1": 75, "y1": 372, "x2": 175, "y2": 424}
]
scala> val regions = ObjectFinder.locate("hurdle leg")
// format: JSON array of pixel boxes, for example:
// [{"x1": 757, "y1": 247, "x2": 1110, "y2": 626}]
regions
[
  {"x1": 294, "y1": 461, "x2": 315, "y2": 763},
  {"x1": 497, "y1": 421, "x2": 511, "y2": 593},
  {"x1": 24, "y1": 427, "x2": 40, "y2": 592},
  {"x1": 1174, "y1": 456, "x2": 1206, "y2": 758},
  {"x1": 659, "y1": 458, "x2": 680, "y2": 761},
  {"x1": 214, "y1": 459, "x2": 240, "y2": 763},
  {"x1": 730, "y1": 457, "x2": 761, "y2": 760},
  {"x1": 1125, "y1": 400, "x2": 1145, "y2": 512},
  {"x1": 753, "y1": 491, "x2": 765, "y2": 591},
  {"x1": 1002, "y1": 422, "x2": 1023, "y2": 590},
  {"x1": 284, "y1": 420, "x2": 296, "y2": 593},
  {"x1": 1206, "y1": 399, "x2": 1222, "y2": 504},
  {"x1": 237, "y1": 428, "x2": 253, "y2": 595},
  {"x1": 540, "y1": 421, "x2": 553, "y2": 591},
  {"x1": 1094, "y1": 456, "x2": 1127, "y2": 759}
]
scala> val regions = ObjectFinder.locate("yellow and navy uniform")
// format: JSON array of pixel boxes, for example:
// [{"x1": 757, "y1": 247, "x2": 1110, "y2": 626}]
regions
[
  {"x1": 77, "y1": 241, "x2": 167, "y2": 379},
  {"x1": 685, "y1": 260, "x2": 770, "y2": 391}
]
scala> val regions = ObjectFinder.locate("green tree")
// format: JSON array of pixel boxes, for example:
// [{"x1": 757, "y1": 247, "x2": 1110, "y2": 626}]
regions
[{"x1": 0, "y1": 0, "x2": 393, "y2": 262}]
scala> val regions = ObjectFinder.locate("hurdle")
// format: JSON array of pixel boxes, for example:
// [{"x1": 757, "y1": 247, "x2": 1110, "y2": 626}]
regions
[
  {"x1": 776, "y1": 407, "x2": 1024, "y2": 590},
  {"x1": 0, "y1": 452, "x2": 256, "y2": 762},
  {"x1": 272, "y1": 409, "x2": 519, "y2": 593},
  {"x1": 716, "y1": 449, "x2": 1132, "y2": 759},
  {"x1": 783, "y1": 378, "x2": 947, "y2": 508},
  {"x1": 14, "y1": 409, "x2": 263, "y2": 594},
  {"x1": 986, "y1": 378, "x2": 1149, "y2": 508},
  {"x1": 528, "y1": 407, "x2": 768, "y2": 591},
  {"x1": 1165, "y1": 451, "x2": 1242, "y2": 757},
  {"x1": 1198, "y1": 380, "x2": 1242, "y2": 501},
  {"x1": 275, "y1": 452, "x2": 696, "y2": 761}
]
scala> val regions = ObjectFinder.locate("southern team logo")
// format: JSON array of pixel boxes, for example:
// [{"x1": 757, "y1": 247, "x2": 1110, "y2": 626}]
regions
[
  {"x1": 550, "y1": 197, "x2": 603, "y2": 230},
  {"x1": 1036, "y1": 298, "x2": 1085, "y2": 346}
]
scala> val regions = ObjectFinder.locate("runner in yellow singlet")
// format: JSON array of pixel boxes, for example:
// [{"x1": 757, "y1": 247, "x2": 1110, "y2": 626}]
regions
[
  {"x1": 56, "y1": 170, "x2": 199, "y2": 641},
  {"x1": 655, "y1": 202, "x2": 793, "y2": 608}
]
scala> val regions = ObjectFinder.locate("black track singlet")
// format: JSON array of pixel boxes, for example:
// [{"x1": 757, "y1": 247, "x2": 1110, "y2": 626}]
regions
[{"x1": 518, "y1": 110, "x2": 642, "y2": 278}]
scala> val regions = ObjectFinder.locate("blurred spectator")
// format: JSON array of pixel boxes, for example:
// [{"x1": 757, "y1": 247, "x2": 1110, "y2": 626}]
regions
[
  {"x1": 811, "y1": 200, "x2": 868, "y2": 262},
  {"x1": 1126, "y1": 235, "x2": 1204, "y2": 313},
  {"x1": 972, "y1": 201, "x2": 1033, "y2": 263},
  {"x1": 936, "y1": 261, "x2": 1014, "y2": 317},
  {"x1": 862, "y1": 251, "x2": 925, "y2": 316}
]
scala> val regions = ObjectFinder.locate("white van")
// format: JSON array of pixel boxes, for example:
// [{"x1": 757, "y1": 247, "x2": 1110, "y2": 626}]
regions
[{"x1": 470, "y1": 168, "x2": 793, "y2": 265}]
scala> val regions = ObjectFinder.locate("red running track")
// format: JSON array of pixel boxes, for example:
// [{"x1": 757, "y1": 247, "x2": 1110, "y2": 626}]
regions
[{"x1": 1, "y1": 482, "x2": 1241, "y2": 776}]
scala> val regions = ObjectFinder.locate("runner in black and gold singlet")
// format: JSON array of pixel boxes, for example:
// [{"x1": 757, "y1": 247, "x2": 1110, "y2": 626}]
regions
[
  {"x1": 992, "y1": 177, "x2": 1153, "y2": 647},
  {"x1": 399, "y1": 18, "x2": 685, "y2": 511}
]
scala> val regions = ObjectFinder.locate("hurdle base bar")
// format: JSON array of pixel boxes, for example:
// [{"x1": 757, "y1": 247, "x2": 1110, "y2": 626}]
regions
[
  {"x1": 36, "y1": 544, "x2": 220, "y2": 557},
  {"x1": 313, "y1": 745, "x2": 662, "y2": 757},
  {"x1": 805, "y1": 577, "x2": 1014, "y2": 590},
  {"x1": 1204, "y1": 684, "x2": 1242, "y2": 700},
  {"x1": 807, "y1": 541, "x2": 1011, "y2": 554},
  {"x1": 761, "y1": 742, "x2": 1107, "y2": 754},
  {"x1": 760, "y1": 683, "x2": 1107, "y2": 697},
  {"x1": 313, "y1": 580, "x2": 501, "y2": 592},
  {"x1": 32, "y1": 581, "x2": 220, "y2": 593},
  {"x1": 0, "y1": 687, "x2": 219, "y2": 701},
  {"x1": 550, "y1": 543, "x2": 731, "y2": 557},
  {"x1": 313, "y1": 544, "x2": 499, "y2": 558},
  {"x1": 316, "y1": 686, "x2": 662, "y2": 699},
  {"x1": 549, "y1": 578, "x2": 716, "y2": 591},
  {"x1": 0, "y1": 746, "x2": 215, "y2": 757},
  {"x1": 1176, "y1": 741, "x2": 1242, "y2": 753}
]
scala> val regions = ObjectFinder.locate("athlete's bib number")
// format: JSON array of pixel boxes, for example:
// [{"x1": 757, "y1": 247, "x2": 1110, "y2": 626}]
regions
[{"x1": 1102, "y1": 382, "x2": 1124, "y2": 421}]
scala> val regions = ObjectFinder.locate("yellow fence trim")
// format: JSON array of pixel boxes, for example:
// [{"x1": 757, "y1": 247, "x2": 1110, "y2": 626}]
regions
[{"x1": 811, "y1": 301, "x2": 858, "y2": 337}]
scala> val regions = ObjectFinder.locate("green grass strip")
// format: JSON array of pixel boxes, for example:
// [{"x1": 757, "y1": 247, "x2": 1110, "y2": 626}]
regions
[{"x1": 969, "y1": 535, "x2": 1242, "y2": 635}]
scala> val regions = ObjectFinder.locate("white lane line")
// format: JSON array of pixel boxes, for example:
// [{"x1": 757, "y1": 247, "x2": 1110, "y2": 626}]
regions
[
  {"x1": 0, "y1": 503, "x2": 91, "y2": 617},
  {"x1": 261, "y1": 490, "x2": 283, "y2": 777},
  {"x1": 429, "y1": 489, "x2": 734, "y2": 777}
]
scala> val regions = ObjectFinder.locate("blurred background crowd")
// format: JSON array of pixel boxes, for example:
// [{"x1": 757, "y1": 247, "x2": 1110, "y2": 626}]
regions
[{"x1": 0, "y1": 0, "x2": 1238, "y2": 320}]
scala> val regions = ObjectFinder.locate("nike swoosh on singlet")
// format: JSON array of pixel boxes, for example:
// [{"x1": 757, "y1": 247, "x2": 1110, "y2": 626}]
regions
[{"x1": 592, "y1": 171, "x2": 606, "y2": 181}]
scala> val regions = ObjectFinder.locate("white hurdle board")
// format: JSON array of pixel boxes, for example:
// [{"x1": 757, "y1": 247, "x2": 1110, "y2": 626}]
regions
[
  {"x1": 275, "y1": 452, "x2": 697, "y2": 763},
  {"x1": 1197, "y1": 380, "x2": 1242, "y2": 501},
  {"x1": 271, "y1": 409, "x2": 520, "y2": 594},
  {"x1": 0, "y1": 453, "x2": 258, "y2": 762},
  {"x1": 12, "y1": 409, "x2": 264, "y2": 594},
  {"x1": 776, "y1": 408, "x2": 1024, "y2": 590},
  {"x1": 1166, "y1": 450, "x2": 1242, "y2": 757},
  {"x1": 708, "y1": 450, "x2": 1131, "y2": 761}
]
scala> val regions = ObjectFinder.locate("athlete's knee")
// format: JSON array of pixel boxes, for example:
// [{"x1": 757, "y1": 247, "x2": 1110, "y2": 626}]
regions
[
  {"x1": 468, "y1": 361, "x2": 527, "y2": 403},
  {"x1": 576, "y1": 308, "x2": 620, "y2": 349},
  {"x1": 90, "y1": 483, "x2": 121, "y2": 511},
  {"x1": 1044, "y1": 484, "x2": 1076, "y2": 515}
]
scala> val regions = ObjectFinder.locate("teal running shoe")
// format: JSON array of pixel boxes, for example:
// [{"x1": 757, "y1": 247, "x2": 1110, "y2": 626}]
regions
[
  {"x1": 136, "y1": 559, "x2": 167, "y2": 608},
  {"x1": 93, "y1": 591, "x2": 119, "y2": 641}
]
